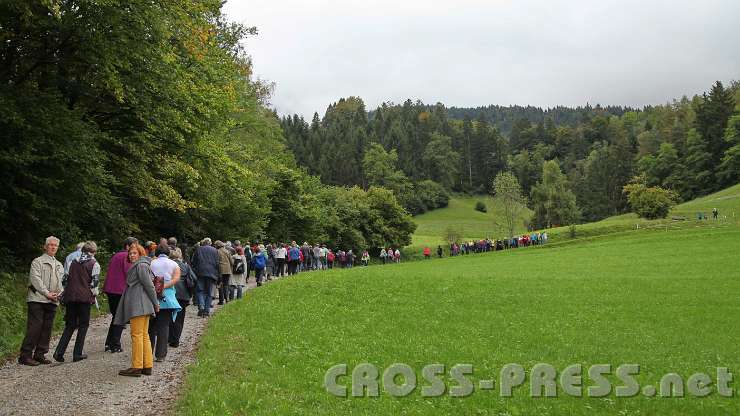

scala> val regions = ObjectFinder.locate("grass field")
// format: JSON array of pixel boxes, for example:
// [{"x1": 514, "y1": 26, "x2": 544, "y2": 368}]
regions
[
  {"x1": 411, "y1": 184, "x2": 740, "y2": 250},
  {"x1": 410, "y1": 196, "x2": 532, "y2": 248},
  {"x1": 178, "y1": 222, "x2": 740, "y2": 415}
]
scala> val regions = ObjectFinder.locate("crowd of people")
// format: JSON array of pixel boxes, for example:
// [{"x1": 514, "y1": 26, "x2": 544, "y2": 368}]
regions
[
  {"x1": 17, "y1": 231, "x2": 548, "y2": 375},
  {"x1": 422, "y1": 232, "x2": 550, "y2": 259},
  {"x1": 17, "y1": 235, "x2": 390, "y2": 376}
]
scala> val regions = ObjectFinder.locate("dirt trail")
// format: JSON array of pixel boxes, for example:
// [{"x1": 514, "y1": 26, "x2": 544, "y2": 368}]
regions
[{"x1": 0, "y1": 277, "x2": 266, "y2": 416}]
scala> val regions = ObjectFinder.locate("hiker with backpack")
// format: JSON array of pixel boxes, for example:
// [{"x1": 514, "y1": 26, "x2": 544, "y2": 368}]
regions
[
  {"x1": 53, "y1": 241, "x2": 100, "y2": 363},
  {"x1": 252, "y1": 244, "x2": 267, "y2": 286},
  {"x1": 169, "y1": 248, "x2": 196, "y2": 348},
  {"x1": 148, "y1": 244, "x2": 182, "y2": 363},
  {"x1": 288, "y1": 241, "x2": 301, "y2": 275},
  {"x1": 215, "y1": 240, "x2": 233, "y2": 304},
  {"x1": 230, "y1": 247, "x2": 247, "y2": 299}
]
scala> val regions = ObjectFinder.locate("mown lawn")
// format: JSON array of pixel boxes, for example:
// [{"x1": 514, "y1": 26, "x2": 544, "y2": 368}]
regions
[{"x1": 178, "y1": 225, "x2": 740, "y2": 415}]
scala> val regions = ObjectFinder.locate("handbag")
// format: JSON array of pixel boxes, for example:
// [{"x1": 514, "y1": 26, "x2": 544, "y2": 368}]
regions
[{"x1": 152, "y1": 275, "x2": 165, "y2": 300}]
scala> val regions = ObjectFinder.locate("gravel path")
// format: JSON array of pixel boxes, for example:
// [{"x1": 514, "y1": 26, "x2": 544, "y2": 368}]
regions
[{"x1": 0, "y1": 275, "x2": 270, "y2": 416}]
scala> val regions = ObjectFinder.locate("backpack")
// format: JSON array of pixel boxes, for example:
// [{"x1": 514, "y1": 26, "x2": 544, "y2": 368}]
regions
[
  {"x1": 232, "y1": 256, "x2": 245, "y2": 274},
  {"x1": 253, "y1": 253, "x2": 266, "y2": 270},
  {"x1": 327, "y1": 252, "x2": 335, "y2": 262}
]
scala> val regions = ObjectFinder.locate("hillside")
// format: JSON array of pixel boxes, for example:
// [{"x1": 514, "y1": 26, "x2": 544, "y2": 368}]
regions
[
  {"x1": 411, "y1": 183, "x2": 740, "y2": 249},
  {"x1": 411, "y1": 196, "x2": 532, "y2": 247}
]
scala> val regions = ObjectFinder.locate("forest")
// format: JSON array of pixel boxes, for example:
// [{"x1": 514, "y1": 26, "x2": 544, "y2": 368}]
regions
[
  {"x1": 0, "y1": 1, "x2": 415, "y2": 268},
  {"x1": 2, "y1": 1, "x2": 738, "y2": 270},
  {"x1": 282, "y1": 82, "x2": 740, "y2": 224}
]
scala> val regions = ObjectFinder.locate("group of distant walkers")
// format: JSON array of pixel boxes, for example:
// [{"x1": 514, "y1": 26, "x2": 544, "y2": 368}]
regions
[
  {"x1": 696, "y1": 208, "x2": 721, "y2": 221},
  {"x1": 422, "y1": 232, "x2": 549, "y2": 259},
  {"x1": 17, "y1": 235, "x2": 393, "y2": 377}
]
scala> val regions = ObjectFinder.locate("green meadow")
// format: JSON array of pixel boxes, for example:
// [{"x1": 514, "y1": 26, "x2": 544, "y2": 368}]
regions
[
  {"x1": 410, "y1": 196, "x2": 532, "y2": 248},
  {"x1": 178, "y1": 186, "x2": 740, "y2": 415}
]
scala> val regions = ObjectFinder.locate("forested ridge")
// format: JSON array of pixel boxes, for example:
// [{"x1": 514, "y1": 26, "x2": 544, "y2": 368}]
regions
[
  {"x1": 2, "y1": 2, "x2": 738, "y2": 270},
  {"x1": 282, "y1": 82, "x2": 740, "y2": 224},
  {"x1": 0, "y1": 1, "x2": 415, "y2": 268}
]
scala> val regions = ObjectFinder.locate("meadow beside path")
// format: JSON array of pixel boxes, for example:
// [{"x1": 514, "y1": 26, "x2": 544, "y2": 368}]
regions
[{"x1": 0, "y1": 277, "x2": 261, "y2": 416}]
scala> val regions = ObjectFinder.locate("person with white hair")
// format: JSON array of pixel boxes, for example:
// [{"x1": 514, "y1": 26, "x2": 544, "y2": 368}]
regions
[{"x1": 19, "y1": 236, "x2": 64, "y2": 366}]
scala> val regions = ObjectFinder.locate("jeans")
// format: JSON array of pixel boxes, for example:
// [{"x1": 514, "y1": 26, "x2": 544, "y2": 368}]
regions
[
  {"x1": 130, "y1": 315, "x2": 152, "y2": 369},
  {"x1": 105, "y1": 293, "x2": 124, "y2": 350},
  {"x1": 149, "y1": 308, "x2": 173, "y2": 360},
  {"x1": 20, "y1": 302, "x2": 57, "y2": 360},
  {"x1": 168, "y1": 299, "x2": 189, "y2": 347},
  {"x1": 54, "y1": 301, "x2": 91, "y2": 360},
  {"x1": 276, "y1": 258, "x2": 285, "y2": 276},
  {"x1": 230, "y1": 285, "x2": 244, "y2": 299},
  {"x1": 255, "y1": 268, "x2": 264, "y2": 285},
  {"x1": 196, "y1": 277, "x2": 214, "y2": 313}
]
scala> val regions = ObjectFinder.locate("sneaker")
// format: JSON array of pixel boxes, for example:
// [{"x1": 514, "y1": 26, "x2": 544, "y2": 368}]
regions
[
  {"x1": 154, "y1": 357, "x2": 165, "y2": 363},
  {"x1": 53, "y1": 353, "x2": 65, "y2": 363},
  {"x1": 110, "y1": 346, "x2": 123, "y2": 353},
  {"x1": 119, "y1": 367, "x2": 142, "y2": 377}
]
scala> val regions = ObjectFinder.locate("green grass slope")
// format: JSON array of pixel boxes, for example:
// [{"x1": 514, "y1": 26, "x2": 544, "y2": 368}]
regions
[
  {"x1": 178, "y1": 224, "x2": 740, "y2": 415},
  {"x1": 545, "y1": 183, "x2": 740, "y2": 242},
  {"x1": 411, "y1": 196, "x2": 531, "y2": 247}
]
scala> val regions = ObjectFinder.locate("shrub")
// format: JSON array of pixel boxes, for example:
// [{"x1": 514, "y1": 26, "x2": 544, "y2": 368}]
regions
[
  {"x1": 623, "y1": 183, "x2": 678, "y2": 219},
  {"x1": 475, "y1": 201, "x2": 487, "y2": 213}
]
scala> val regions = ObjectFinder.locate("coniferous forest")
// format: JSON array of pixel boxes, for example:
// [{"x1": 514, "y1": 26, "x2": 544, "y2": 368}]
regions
[{"x1": 282, "y1": 82, "x2": 739, "y2": 224}]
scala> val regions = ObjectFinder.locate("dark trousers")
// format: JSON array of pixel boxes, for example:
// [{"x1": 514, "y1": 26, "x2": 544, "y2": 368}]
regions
[
  {"x1": 288, "y1": 260, "x2": 298, "y2": 275},
  {"x1": 218, "y1": 274, "x2": 231, "y2": 303},
  {"x1": 276, "y1": 258, "x2": 285, "y2": 276},
  {"x1": 255, "y1": 268, "x2": 264, "y2": 285},
  {"x1": 54, "y1": 301, "x2": 91, "y2": 359},
  {"x1": 149, "y1": 308, "x2": 173, "y2": 359},
  {"x1": 105, "y1": 293, "x2": 124, "y2": 350},
  {"x1": 20, "y1": 302, "x2": 57, "y2": 359},
  {"x1": 196, "y1": 277, "x2": 213, "y2": 313},
  {"x1": 168, "y1": 299, "x2": 188, "y2": 347}
]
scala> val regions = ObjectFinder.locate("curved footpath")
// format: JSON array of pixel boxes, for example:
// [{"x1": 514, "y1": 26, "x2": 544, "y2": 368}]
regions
[{"x1": 0, "y1": 277, "x2": 264, "y2": 416}]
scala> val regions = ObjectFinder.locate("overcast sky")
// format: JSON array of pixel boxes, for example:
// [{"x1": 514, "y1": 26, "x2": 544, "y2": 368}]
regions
[{"x1": 223, "y1": 0, "x2": 740, "y2": 118}]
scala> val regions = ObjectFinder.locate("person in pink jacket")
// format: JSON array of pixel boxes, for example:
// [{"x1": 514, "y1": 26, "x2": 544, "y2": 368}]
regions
[{"x1": 103, "y1": 237, "x2": 138, "y2": 353}]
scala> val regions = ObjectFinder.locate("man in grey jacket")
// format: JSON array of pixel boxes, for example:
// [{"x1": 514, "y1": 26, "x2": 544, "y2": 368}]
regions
[
  {"x1": 19, "y1": 236, "x2": 64, "y2": 366},
  {"x1": 191, "y1": 238, "x2": 219, "y2": 317}
]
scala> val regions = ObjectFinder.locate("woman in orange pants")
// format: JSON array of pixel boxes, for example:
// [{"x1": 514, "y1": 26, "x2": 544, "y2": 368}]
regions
[{"x1": 114, "y1": 243, "x2": 159, "y2": 376}]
